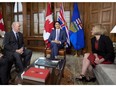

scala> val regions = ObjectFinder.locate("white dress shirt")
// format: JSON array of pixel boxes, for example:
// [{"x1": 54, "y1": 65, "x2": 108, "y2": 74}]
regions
[{"x1": 55, "y1": 29, "x2": 60, "y2": 40}]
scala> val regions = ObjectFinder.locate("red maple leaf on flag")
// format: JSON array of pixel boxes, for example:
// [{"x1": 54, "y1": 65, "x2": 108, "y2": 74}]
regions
[
  {"x1": 44, "y1": 19, "x2": 53, "y2": 33},
  {"x1": 0, "y1": 12, "x2": 5, "y2": 37},
  {"x1": 43, "y1": 3, "x2": 54, "y2": 48}
]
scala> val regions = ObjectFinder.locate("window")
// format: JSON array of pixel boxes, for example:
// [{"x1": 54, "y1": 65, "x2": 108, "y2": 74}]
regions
[
  {"x1": 33, "y1": 13, "x2": 38, "y2": 34},
  {"x1": 14, "y1": 2, "x2": 23, "y2": 33},
  {"x1": 27, "y1": 14, "x2": 30, "y2": 36},
  {"x1": 31, "y1": 3, "x2": 45, "y2": 35},
  {"x1": 39, "y1": 12, "x2": 45, "y2": 34}
]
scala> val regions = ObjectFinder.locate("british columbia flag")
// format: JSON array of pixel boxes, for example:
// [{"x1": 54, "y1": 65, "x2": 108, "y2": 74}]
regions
[{"x1": 57, "y1": 3, "x2": 70, "y2": 46}]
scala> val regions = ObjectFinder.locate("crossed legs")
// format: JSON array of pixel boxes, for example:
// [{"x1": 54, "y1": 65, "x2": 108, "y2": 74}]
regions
[
  {"x1": 81, "y1": 53, "x2": 91, "y2": 75},
  {"x1": 50, "y1": 42, "x2": 63, "y2": 59},
  {"x1": 76, "y1": 53, "x2": 96, "y2": 82}
]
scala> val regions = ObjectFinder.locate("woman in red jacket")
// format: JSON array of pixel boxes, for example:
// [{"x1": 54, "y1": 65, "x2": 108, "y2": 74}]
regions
[{"x1": 76, "y1": 24, "x2": 115, "y2": 82}]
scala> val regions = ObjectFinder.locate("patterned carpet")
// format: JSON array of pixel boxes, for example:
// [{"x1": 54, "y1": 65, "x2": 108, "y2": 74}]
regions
[
  {"x1": 10, "y1": 51, "x2": 98, "y2": 85},
  {"x1": 61, "y1": 55, "x2": 98, "y2": 85}
]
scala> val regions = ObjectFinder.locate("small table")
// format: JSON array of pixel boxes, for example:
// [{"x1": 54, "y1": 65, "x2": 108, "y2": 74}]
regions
[{"x1": 21, "y1": 57, "x2": 66, "y2": 85}]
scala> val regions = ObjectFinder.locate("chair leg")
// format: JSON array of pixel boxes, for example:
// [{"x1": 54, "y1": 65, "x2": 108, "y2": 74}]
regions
[
  {"x1": 64, "y1": 51, "x2": 66, "y2": 59},
  {"x1": 44, "y1": 50, "x2": 46, "y2": 57},
  {"x1": 62, "y1": 59, "x2": 66, "y2": 78},
  {"x1": 45, "y1": 54, "x2": 46, "y2": 57}
]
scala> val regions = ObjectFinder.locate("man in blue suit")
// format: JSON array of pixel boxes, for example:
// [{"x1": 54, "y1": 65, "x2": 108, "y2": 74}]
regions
[{"x1": 48, "y1": 21, "x2": 66, "y2": 59}]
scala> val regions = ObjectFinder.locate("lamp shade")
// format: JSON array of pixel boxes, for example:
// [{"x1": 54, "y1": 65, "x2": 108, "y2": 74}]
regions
[{"x1": 110, "y1": 25, "x2": 116, "y2": 33}]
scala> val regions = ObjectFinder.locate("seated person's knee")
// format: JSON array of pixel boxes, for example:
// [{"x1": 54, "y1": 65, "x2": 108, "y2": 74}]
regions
[{"x1": 84, "y1": 53, "x2": 90, "y2": 57}]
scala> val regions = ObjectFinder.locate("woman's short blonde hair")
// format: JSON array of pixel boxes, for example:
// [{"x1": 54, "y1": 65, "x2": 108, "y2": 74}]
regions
[{"x1": 92, "y1": 24, "x2": 107, "y2": 35}]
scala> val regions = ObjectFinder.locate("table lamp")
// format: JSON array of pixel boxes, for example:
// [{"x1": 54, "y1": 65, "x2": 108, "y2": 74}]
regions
[
  {"x1": 110, "y1": 25, "x2": 116, "y2": 33},
  {"x1": 110, "y1": 25, "x2": 116, "y2": 48}
]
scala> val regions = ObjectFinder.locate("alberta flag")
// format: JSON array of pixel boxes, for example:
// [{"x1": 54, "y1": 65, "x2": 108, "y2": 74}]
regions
[
  {"x1": 57, "y1": 3, "x2": 70, "y2": 46},
  {"x1": 69, "y1": 3, "x2": 85, "y2": 50}
]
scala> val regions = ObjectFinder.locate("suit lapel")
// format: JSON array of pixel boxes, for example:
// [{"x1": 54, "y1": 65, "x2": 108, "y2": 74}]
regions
[
  {"x1": 54, "y1": 29, "x2": 61, "y2": 40},
  {"x1": 53, "y1": 29, "x2": 56, "y2": 40},
  {"x1": 11, "y1": 31, "x2": 17, "y2": 41},
  {"x1": 59, "y1": 29, "x2": 61, "y2": 39}
]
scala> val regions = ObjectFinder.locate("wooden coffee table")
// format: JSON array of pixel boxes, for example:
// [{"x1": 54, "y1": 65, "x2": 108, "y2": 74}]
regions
[{"x1": 21, "y1": 57, "x2": 66, "y2": 85}]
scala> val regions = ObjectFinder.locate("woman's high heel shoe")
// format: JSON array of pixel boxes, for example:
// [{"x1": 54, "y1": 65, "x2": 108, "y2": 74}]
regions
[
  {"x1": 75, "y1": 74, "x2": 88, "y2": 82},
  {"x1": 87, "y1": 77, "x2": 96, "y2": 82}
]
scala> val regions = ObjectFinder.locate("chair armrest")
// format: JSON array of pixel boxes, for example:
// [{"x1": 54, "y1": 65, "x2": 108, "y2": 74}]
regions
[
  {"x1": 63, "y1": 42, "x2": 67, "y2": 49},
  {"x1": 45, "y1": 42, "x2": 66, "y2": 50}
]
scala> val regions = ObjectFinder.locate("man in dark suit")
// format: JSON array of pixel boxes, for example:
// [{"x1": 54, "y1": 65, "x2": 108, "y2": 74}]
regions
[
  {"x1": 48, "y1": 21, "x2": 66, "y2": 59},
  {"x1": 3, "y1": 22, "x2": 32, "y2": 79},
  {"x1": 0, "y1": 53, "x2": 8, "y2": 85}
]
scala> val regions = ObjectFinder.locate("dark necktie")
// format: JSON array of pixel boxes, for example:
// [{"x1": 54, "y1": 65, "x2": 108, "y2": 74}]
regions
[{"x1": 16, "y1": 33, "x2": 20, "y2": 48}]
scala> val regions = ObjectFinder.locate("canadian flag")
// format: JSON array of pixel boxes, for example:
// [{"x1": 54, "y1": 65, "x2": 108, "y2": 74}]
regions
[
  {"x1": 0, "y1": 12, "x2": 5, "y2": 37},
  {"x1": 43, "y1": 3, "x2": 54, "y2": 42}
]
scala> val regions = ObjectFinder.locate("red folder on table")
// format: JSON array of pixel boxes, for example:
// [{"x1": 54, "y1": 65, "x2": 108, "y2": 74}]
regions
[{"x1": 23, "y1": 67, "x2": 50, "y2": 82}]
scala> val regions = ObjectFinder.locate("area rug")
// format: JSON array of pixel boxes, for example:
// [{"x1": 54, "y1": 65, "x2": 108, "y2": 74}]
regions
[{"x1": 60, "y1": 67, "x2": 74, "y2": 85}]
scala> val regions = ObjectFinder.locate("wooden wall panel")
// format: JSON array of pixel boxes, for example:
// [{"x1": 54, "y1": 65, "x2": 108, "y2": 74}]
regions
[
  {"x1": 2, "y1": 3, "x2": 13, "y2": 32},
  {"x1": 100, "y1": 3, "x2": 113, "y2": 38},
  {"x1": 101, "y1": 10, "x2": 111, "y2": 23},
  {"x1": 91, "y1": 3, "x2": 101, "y2": 11},
  {"x1": 102, "y1": 3, "x2": 112, "y2": 9},
  {"x1": 38, "y1": 3, "x2": 45, "y2": 12},
  {"x1": 102, "y1": 24, "x2": 111, "y2": 36},
  {"x1": 84, "y1": 2, "x2": 115, "y2": 52},
  {"x1": 64, "y1": 3, "x2": 71, "y2": 10},
  {"x1": 91, "y1": 12, "x2": 100, "y2": 24},
  {"x1": 0, "y1": 4, "x2": 2, "y2": 12},
  {"x1": 83, "y1": 3, "x2": 91, "y2": 52},
  {"x1": 32, "y1": 3, "x2": 38, "y2": 12},
  {"x1": 78, "y1": 3, "x2": 84, "y2": 23}
]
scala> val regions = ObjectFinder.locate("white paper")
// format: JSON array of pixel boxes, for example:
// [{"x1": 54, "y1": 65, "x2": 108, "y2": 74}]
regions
[
  {"x1": 21, "y1": 71, "x2": 25, "y2": 79},
  {"x1": 34, "y1": 65, "x2": 39, "y2": 68},
  {"x1": 39, "y1": 57, "x2": 46, "y2": 59},
  {"x1": 40, "y1": 66, "x2": 45, "y2": 69}
]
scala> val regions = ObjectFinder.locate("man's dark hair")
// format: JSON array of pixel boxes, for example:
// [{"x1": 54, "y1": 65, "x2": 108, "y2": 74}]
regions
[
  {"x1": 54, "y1": 21, "x2": 61, "y2": 28},
  {"x1": 55, "y1": 21, "x2": 60, "y2": 24}
]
